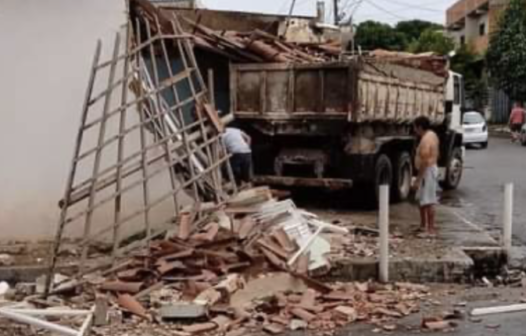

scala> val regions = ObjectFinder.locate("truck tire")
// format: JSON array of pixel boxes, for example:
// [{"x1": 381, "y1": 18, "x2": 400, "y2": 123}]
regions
[
  {"x1": 374, "y1": 154, "x2": 393, "y2": 202},
  {"x1": 392, "y1": 152, "x2": 413, "y2": 202},
  {"x1": 440, "y1": 147, "x2": 463, "y2": 190}
]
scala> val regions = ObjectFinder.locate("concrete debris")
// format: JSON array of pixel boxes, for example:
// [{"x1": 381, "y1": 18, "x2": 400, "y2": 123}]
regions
[
  {"x1": 159, "y1": 304, "x2": 208, "y2": 320},
  {"x1": 182, "y1": 322, "x2": 217, "y2": 334},
  {"x1": 289, "y1": 319, "x2": 308, "y2": 330},
  {"x1": 471, "y1": 303, "x2": 526, "y2": 316},
  {"x1": 183, "y1": 20, "x2": 338, "y2": 65},
  {"x1": 36, "y1": 273, "x2": 69, "y2": 295},
  {"x1": 2, "y1": 4, "x2": 441, "y2": 336},
  {"x1": 422, "y1": 320, "x2": 454, "y2": 331},
  {"x1": 334, "y1": 306, "x2": 357, "y2": 322},
  {"x1": 94, "y1": 294, "x2": 109, "y2": 326},
  {"x1": 0, "y1": 254, "x2": 14, "y2": 266},
  {"x1": 0, "y1": 282, "x2": 10, "y2": 296},
  {"x1": 264, "y1": 323, "x2": 286, "y2": 334}
]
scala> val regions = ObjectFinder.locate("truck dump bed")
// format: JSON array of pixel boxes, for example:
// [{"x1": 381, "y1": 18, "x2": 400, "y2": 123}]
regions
[{"x1": 230, "y1": 59, "x2": 446, "y2": 124}]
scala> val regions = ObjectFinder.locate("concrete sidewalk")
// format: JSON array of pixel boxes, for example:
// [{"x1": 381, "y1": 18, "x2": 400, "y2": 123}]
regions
[
  {"x1": 0, "y1": 202, "x2": 505, "y2": 285},
  {"x1": 313, "y1": 202, "x2": 504, "y2": 284}
]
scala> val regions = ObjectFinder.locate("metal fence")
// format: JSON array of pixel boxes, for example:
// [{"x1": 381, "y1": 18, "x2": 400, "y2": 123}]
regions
[{"x1": 489, "y1": 87, "x2": 512, "y2": 124}]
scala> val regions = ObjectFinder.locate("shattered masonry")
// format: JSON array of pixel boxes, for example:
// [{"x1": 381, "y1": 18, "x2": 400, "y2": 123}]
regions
[{"x1": 46, "y1": 0, "x2": 234, "y2": 295}]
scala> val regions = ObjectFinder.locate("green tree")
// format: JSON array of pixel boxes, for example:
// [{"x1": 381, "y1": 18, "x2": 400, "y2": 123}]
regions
[
  {"x1": 486, "y1": 0, "x2": 526, "y2": 100},
  {"x1": 395, "y1": 20, "x2": 443, "y2": 44},
  {"x1": 451, "y1": 45, "x2": 487, "y2": 110},
  {"x1": 355, "y1": 21, "x2": 407, "y2": 51},
  {"x1": 408, "y1": 28, "x2": 455, "y2": 55}
]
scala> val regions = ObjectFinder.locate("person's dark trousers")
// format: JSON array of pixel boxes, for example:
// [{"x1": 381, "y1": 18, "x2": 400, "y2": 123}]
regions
[{"x1": 230, "y1": 153, "x2": 252, "y2": 186}]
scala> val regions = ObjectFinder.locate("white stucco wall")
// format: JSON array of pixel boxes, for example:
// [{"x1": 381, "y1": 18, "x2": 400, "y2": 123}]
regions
[{"x1": 0, "y1": 0, "x2": 127, "y2": 240}]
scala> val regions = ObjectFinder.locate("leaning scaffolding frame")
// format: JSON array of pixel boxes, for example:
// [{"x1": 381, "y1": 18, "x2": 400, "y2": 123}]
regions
[{"x1": 45, "y1": 0, "x2": 236, "y2": 296}]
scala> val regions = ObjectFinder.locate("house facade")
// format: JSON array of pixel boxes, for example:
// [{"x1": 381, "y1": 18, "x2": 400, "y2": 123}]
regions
[
  {"x1": 0, "y1": 0, "x2": 127, "y2": 240},
  {"x1": 446, "y1": 0, "x2": 509, "y2": 53}
]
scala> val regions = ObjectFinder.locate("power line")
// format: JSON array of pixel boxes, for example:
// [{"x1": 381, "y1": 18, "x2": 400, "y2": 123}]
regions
[
  {"x1": 375, "y1": 0, "x2": 443, "y2": 13},
  {"x1": 363, "y1": 0, "x2": 408, "y2": 21},
  {"x1": 351, "y1": 0, "x2": 366, "y2": 17},
  {"x1": 287, "y1": 0, "x2": 298, "y2": 17},
  {"x1": 340, "y1": 0, "x2": 361, "y2": 23}
]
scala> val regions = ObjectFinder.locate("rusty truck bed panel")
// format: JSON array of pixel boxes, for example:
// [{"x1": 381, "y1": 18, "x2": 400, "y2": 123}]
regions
[{"x1": 230, "y1": 60, "x2": 446, "y2": 124}]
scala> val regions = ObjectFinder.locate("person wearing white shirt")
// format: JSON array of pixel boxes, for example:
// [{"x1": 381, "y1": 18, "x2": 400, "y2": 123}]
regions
[{"x1": 222, "y1": 127, "x2": 252, "y2": 187}]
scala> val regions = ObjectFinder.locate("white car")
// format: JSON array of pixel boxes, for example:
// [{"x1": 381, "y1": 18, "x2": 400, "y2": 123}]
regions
[
  {"x1": 521, "y1": 124, "x2": 526, "y2": 146},
  {"x1": 462, "y1": 111, "x2": 489, "y2": 148}
]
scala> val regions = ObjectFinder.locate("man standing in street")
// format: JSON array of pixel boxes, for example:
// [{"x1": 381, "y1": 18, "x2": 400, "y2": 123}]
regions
[
  {"x1": 509, "y1": 102, "x2": 525, "y2": 143},
  {"x1": 222, "y1": 126, "x2": 253, "y2": 188},
  {"x1": 412, "y1": 116, "x2": 440, "y2": 236}
]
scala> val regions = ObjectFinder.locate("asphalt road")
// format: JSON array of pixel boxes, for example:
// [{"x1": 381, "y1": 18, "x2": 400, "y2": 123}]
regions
[{"x1": 441, "y1": 136, "x2": 526, "y2": 244}]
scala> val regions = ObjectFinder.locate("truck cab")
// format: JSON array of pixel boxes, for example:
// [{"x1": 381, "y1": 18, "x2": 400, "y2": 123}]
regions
[{"x1": 438, "y1": 71, "x2": 464, "y2": 190}]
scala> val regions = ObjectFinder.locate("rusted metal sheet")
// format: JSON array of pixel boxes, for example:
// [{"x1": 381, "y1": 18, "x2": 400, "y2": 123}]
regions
[
  {"x1": 231, "y1": 62, "x2": 354, "y2": 119},
  {"x1": 253, "y1": 176, "x2": 353, "y2": 190},
  {"x1": 230, "y1": 60, "x2": 446, "y2": 124}
]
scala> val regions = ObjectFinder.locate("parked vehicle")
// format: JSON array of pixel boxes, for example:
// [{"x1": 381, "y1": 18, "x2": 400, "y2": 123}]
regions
[
  {"x1": 521, "y1": 124, "x2": 526, "y2": 146},
  {"x1": 462, "y1": 111, "x2": 488, "y2": 148},
  {"x1": 230, "y1": 57, "x2": 465, "y2": 203}
]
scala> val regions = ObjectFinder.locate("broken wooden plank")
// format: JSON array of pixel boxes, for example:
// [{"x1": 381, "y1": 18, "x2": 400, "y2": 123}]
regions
[
  {"x1": 182, "y1": 322, "x2": 217, "y2": 334},
  {"x1": 117, "y1": 294, "x2": 148, "y2": 319},
  {"x1": 291, "y1": 307, "x2": 315, "y2": 322},
  {"x1": 295, "y1": 253, "x2": 310, "y2": 275},
  {"x1": 157, "y1": 260, "x2": 187, "y2": 275},
  {"x1": 238, "y1": 217, "x2": 256, "y2": 240},
  {"x1": 157, "y1": 248, "x2": 194, "y2": 263},
  {"x1": 271, "y1": 228, "x2": 297, "y2": 253},
  {"x1": 260, "y1": 248, "x2": 286, "y2": 269},
  {"x1": 333, "y1": 306, "x2": 357, "y2": 322},
  {"x1": 299, "y1": 289, "x2": 317, "y2": 308},
  {"x1": 203, "y1": 103, "x2": 224, "y2": 133},
  {"x1": 134, "y1": 282, "x2": 164, "y2": 300},
  {"x1": 100, "y1": 281, "x2": 142, "y2": 294},
  {"x1": 257, "y1": 239, "x2": 289, "y2": 260},
  {"x1": 177, "y1": 212, "x2": 193, "y2": 241}
]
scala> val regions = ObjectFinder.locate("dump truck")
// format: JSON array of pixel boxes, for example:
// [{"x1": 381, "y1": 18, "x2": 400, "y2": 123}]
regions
[{"x1": 229, "y1": 57, "x2": 464, "y2": 202}]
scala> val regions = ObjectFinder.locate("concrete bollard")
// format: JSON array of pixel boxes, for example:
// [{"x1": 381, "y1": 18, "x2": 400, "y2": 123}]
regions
[
  {"x1": 503, "y1": 183, "x2": 514, "y2": 252},
  {"x1": 379, "y1": 185, "x2": 389, "y2": 283}
]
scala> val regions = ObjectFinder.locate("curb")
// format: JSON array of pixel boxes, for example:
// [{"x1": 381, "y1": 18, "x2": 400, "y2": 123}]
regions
[{"x1": 326, "y1": 246, "x2": 507, "y2": 284}]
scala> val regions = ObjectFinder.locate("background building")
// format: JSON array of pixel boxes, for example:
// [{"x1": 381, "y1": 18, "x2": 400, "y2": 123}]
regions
[
  {"x1": 447, "y1": 0, "x2": 513, "y2": 123},
  {"x1": 446, "y1": 0, "x2": 509, "y2": 53}
]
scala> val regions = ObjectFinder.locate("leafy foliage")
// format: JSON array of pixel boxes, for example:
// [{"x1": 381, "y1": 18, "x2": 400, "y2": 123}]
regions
[
  {"x1": 395, "y1": 20, "x2": 443, "y2": 44},
  {"x1": 354, "y1": 20, "x2": 447, "y2": 53},
  {"x1": 408, "y1": 28, "x2": 455, "y2": 55},
  {"x1": 354, "y1": 20, "x2": 407, "y2": 51},
  {"x1": 486, "y1": 0, "x2": 526, "y2": 100},
  {"x1": 452, "y1": 45, "x2": 487, "y2": 110}
]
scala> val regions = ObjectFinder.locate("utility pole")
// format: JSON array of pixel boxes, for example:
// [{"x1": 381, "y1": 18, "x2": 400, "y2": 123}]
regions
[{"x1": 333, "y1": 0, "x2": 339, "y2": 25}]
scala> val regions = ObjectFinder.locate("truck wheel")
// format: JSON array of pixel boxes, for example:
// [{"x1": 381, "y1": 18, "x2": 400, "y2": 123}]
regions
[
  {"x1": 440, "y1": 147, "x2": 463, "y2": 190},
  {"x1": 392, "y1": 152, "x2": 413, "y2": 202},
  {"x1": 374, "y1": 154, "x2": 393, "y2": 202}
]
